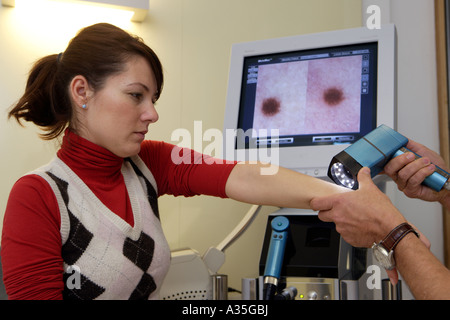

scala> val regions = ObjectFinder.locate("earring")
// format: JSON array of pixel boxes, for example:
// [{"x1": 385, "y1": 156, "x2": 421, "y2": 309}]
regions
[{"x1": 82, "y1": 104, "x2": 87, "y2": 109}]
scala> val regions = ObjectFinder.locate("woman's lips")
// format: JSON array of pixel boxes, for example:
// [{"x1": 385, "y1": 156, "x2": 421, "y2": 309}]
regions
[{"x1": 135, "y1": 131, "x2": 147, "y2": 140}]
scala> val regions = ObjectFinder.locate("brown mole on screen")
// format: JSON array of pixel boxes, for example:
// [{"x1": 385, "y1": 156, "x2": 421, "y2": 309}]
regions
[
  {"x1": 261, "y1": 97, "x2": 281, "y2": 116},
  {"x1": 323, "y1": 87, "x2": 345, "y2": 106}
]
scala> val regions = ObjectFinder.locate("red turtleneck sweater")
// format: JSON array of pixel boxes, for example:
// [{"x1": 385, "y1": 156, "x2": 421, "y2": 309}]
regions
[{"x1": 1, "y1": 130, "x2": 237, "y2": 300}]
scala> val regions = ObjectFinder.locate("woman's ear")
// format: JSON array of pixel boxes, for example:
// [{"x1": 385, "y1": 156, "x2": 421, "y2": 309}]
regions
[{"x1": 70, "y1": 75, "x2": 93, "y2": 109}]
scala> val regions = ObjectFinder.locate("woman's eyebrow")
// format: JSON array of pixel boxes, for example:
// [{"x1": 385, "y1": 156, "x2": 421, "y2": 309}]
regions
[{"x1": 127, "y1": 82, "x2": 150, "y2": 92}]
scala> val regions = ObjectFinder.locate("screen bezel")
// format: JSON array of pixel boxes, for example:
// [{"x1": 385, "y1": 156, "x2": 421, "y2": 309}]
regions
[
  {"x1": 223, "y1": 25, "x2": 397, "y2": 178},
  {"x1": 236, "y1": 42, "x2": 378, "y2": 150}
]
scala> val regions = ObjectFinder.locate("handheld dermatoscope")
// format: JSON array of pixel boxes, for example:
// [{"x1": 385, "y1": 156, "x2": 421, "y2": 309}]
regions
[
  {"x1": 328, "y1": 124, "x2": 450, "y2": 191},
  {"x1": 262, "y1": 216, "x2": 289, "y2": 300}
]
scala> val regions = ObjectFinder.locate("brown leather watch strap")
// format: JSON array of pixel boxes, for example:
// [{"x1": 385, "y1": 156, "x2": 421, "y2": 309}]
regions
[{"x1": 381, "y1": 222, "x2": 419, "y2": 251}]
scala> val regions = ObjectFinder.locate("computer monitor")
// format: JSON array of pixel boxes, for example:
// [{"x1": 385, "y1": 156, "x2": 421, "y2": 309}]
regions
[{"x1": 223, "y1": 25, "x2": 397, "y2": 178}]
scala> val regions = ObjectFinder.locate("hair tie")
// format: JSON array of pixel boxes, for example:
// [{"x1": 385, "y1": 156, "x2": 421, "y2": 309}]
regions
[{"x1": 57, "y1": 52, "x2": 63, "y2": 63}]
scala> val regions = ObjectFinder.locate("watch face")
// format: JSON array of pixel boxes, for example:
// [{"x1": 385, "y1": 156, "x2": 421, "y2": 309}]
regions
[{"x1": 372, "y1": 243, "x2": 395, "y2": 270}]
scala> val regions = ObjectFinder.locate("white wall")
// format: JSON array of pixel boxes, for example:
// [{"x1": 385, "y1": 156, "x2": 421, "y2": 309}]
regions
[{"x1": 0, "y1": 0, "x2": 444, "y2": 300}]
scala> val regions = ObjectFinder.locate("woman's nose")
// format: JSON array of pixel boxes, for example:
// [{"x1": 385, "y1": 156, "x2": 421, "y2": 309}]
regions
[{"x1": 142, "y1": 102, "x2": 159, "y2": 123}]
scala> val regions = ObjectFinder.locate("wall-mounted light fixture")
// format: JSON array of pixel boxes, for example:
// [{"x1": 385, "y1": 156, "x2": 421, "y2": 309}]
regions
[{"x1": 1, "y1": 0, "x2": 149, "y2": 22}]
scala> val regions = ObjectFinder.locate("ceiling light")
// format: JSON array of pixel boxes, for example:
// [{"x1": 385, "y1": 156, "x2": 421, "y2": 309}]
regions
[{"x1": 1, "y1": 0, "x2": 148, "y2": 22}]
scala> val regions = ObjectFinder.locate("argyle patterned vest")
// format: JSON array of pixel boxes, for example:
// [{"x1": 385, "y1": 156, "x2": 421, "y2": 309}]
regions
[{"x1": 31, "y1": 155, "x2": 170, "y2": 300}]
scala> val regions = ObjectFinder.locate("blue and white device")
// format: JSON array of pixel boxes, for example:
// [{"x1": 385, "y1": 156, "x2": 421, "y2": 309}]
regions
[
  {"x1": 328, "y1": 124, "x2": 450, "y2": 191},
  {"x1": 263, "y1": 216, "x2": 289, "y2": 300}
]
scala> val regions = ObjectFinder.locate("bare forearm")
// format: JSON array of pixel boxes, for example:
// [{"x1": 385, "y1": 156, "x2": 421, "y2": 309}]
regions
[
  {"x1": 395, "y1": 233, "x2": 450, "y2": 299},
  {"x1": 225, "y1": 162, "x2": 348, "y2": 209},
  {"x1": 439, "y1": 190, "x2": 450, "y2": 210}
]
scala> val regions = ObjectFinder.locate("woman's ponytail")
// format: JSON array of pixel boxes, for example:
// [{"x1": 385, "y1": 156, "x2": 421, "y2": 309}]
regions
[{"x1": 8, "y1": 53, "x2": 72, "y2": 140}]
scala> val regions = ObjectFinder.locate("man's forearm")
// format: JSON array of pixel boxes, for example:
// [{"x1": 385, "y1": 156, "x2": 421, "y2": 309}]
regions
[{"x1": 395, "y1": 233, "x2": 450, "y2": 299}]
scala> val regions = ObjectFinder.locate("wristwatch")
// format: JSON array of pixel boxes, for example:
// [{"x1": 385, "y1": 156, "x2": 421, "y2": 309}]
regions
[{"x1": 372, "y1": 222, "x2": 419, "y2": 270}]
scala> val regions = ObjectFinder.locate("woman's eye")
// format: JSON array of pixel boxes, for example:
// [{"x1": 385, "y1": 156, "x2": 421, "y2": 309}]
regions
[{"x1": 130, "y1": 93, "x2": 143, "y2": 100}]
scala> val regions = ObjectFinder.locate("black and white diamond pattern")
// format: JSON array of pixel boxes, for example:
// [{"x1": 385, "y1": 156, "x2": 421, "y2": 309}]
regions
[
  {"x1": 123, "y1": 232, "x2": 157, "y2": 299},
  {"x1": 63, "y1": 272, "x2": 105, "y2": 300},
  {"x1": 123, "y1": 232, "x2": 155, "y2": 272},
  {"x1": 62, "y1": 210, "x2": 94, "y2": 266},
  {"x1": 128, "y1": 272, "x2": 157, "y2": 300},
  {"x1": 45, "y1": 157, "x2": 164, "y2": 300},
  {"x1": 126, "y1": 158, "x2": 160, "y2": 219},
  {"x1": 47, "y1": 171, "x2": 106, "y2": 300}
]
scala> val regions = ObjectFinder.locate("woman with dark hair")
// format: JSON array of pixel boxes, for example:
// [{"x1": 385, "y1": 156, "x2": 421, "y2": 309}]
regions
[{"x1": 2, "y1": 23, "x2": 346, "y2": 300}]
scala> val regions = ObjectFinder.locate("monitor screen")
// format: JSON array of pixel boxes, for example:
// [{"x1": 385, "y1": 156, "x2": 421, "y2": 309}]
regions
[
  {"x1": 259, "y1": 214, "x2": 367, "y2": 279},
  {"x1": 259, "y1": 214, "x2": 341, "y2": 278},
  {"x1": 223, "y1": 25, "x2": 397, "y2": 178},
  {"x1": 237, "y1": 42, "x2": 378, "y2": 149}
]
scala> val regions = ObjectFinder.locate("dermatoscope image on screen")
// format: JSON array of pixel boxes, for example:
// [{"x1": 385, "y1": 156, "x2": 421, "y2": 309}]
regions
[{"x1": 252, "y1": 55, "x2": 362, "y2": 138}]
